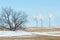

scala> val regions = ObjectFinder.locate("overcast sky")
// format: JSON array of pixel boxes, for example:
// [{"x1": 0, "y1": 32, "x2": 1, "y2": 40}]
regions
[{"x1": 0, "y1": 0, "x2": 60, "y2": 27}]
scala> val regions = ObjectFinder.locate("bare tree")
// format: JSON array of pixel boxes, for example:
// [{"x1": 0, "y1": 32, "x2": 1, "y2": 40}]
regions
[{"x1": 0, "y1": 7, "x2": 27, "y2": 31}]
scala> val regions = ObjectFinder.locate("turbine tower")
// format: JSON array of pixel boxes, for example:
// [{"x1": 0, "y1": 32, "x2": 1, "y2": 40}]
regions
[
  {"x1": 34, "y1": 16, "x2": 38, "y2": 27},
  {"x1": 48, "y1": 13, "x2": 53, "y2": 27},
  {"x1": 39, "y1": 15, "x2": 44, "y2": 27}
]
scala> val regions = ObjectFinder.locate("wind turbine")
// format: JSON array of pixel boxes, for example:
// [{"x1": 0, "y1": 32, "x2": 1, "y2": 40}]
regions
[
  {"x1": 35, "y1": 15, "x2": 44, "y2": 27},
  {"x1": 34, "y1": 16, "x2": 39, "y2": 27},
  {"x1": 39, "y1": 15, "x2": 44, "y2": 27},
  {"x1": 34, "y1": 15, "x2": 44, "y2": 27},
  {"x1": 48, "y1": 13, "x2": 53, "y2": 27}
]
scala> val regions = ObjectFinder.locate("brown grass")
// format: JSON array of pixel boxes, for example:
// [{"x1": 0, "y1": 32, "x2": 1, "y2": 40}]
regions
[
  {"x1": 0, "y1": 27, "x2": 60, "y2": 40},
  {"x1": 26, "y1": 27, "x2": 60, "y2": 32},
  {"x1": 0, "y1": 35, "x2": 60, "y2": 40}
]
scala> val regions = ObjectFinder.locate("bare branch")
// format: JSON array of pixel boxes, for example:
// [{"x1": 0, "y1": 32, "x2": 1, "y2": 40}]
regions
[{"x1": 0, "y1": 7, "x2": 27, "y2": 31}]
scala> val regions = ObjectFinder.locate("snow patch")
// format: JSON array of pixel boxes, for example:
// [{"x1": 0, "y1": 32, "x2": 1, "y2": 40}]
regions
[{"x1": 0, "y1": 31, "x2": 60, "y2": 37}]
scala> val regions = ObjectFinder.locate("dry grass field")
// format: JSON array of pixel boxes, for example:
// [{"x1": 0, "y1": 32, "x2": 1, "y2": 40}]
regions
[
  {"x1": 0, "y1": 27, "x2": 60, "y2": 40},
  {"x1": 0, "y1": 35, "x2": 60, "y2": 40},
  {"x1": 26, "y1": 27, "x2": 60, "y2": 32}
]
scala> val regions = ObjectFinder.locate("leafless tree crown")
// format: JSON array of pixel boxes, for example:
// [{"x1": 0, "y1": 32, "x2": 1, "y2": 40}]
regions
[{"x1": 0, "y1": 8, "x2": 27, "y2": 31}]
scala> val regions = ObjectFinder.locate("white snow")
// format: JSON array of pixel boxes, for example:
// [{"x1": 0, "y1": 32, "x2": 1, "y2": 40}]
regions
[
  {"x1": 32, "y1": 31, "x2": 60, "y2": 36},
  {"x1": 0, "y1": 30, "x2": 33, "y2": 37},
  {"x1": 0, "y1": 30, "x2": 60, "y2": 37}
]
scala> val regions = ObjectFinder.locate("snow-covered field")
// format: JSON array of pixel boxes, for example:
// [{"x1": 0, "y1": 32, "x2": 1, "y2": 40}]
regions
[
  {"x1": 0, "y1": 30, "x2": 60, "y2": 37},
  {"x1": 32, "y1": 31, "x2": 60, "y2": 36}
]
